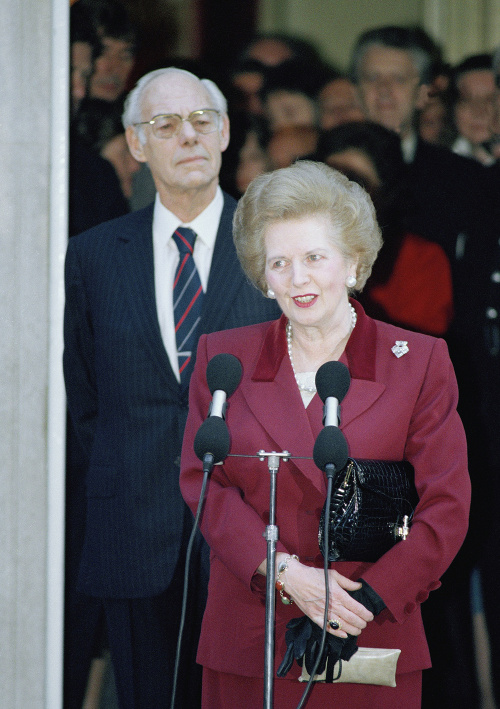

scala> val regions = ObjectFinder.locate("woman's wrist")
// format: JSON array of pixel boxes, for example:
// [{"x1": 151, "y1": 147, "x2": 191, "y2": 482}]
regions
[{"x1": 275, "y1": 554, "x2": 299, "y2": 604}]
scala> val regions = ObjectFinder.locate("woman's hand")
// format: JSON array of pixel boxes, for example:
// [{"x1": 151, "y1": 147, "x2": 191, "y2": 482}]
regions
[{"x1": 278, "y1": 556, "x2": 374, "y2": 638}]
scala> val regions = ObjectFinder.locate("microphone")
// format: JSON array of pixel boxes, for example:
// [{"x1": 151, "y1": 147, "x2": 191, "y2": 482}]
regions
[
  {"x1": 206, "y1": 353, "x2": 243, "y2": 419},
  {"x1": 313, "y1": 361, "x2": 351, "y2": 479},
  {"x1": 313, "y1": 425, "x2": 349, "y2": 478},
  {"x1": 193, "y1": 354, "x2": 243, "y2": 474},
  {"x1": 194, "y1": 417, "x2": 231, "y2": 474},
  {"x1": 315, "y1": 361, "x2": 351, "y2": 427}
]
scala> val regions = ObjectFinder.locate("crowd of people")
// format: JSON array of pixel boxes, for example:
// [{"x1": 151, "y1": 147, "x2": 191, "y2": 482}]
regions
[{"x1": 65, "y1": 1, "x2": 500, "y2": 708}]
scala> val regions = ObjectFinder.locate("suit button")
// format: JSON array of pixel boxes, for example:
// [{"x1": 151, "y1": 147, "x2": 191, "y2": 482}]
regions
[
  {"x1": 427, "y1": 580, "x2": 441, "y2": 592},
  {"x1": 416, "y1": 591, "x2": 428, "y2": 603},
  {"x1": 174, "y1": 456, "x2": 181, "y2": 467},
  {"x1": 404, "y1": 602, "x2": 417, "y2": 615}
]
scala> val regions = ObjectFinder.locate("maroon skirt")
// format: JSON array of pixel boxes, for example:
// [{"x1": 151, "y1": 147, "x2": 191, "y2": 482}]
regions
[{"x1": 202, "y1": 666, "x2": 422, "y2": 709}]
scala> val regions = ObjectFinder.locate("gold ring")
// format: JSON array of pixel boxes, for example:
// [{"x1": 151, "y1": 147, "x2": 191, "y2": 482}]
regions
[{"x1": 329, "y1": 618, "x2": 342, "y2": 631}]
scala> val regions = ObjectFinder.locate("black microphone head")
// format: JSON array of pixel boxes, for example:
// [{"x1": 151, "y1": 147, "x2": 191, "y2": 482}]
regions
[
  {"x1": 206, "y1": 354, "x2": 243, "y2": 396},
  {"x1": 315, "y1": 361, "x2": 351, "y2": 404},
  {"x1": 313, "y1": 426, "x2": 349, "y2": 473},
  {"x1": 194, "y1": 416, "x2": 231, "y2": 463}
]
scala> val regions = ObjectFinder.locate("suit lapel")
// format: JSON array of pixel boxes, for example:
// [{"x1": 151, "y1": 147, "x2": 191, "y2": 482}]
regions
[
  {"x1": 242, "y1": 306, "x2": 387, "y2": 486},
  {"x1": 115, "y1": 206, "x2": 178, "y2": 392},
  {"x1": 340, "y1": 300, "x2": 385, "y2": 428},
  {"x1": 242, "y1": 317, "x2": 323, "y2": 491},
  {"x1": 201, "y1": 193, "x2": 243, "y2": 334}
]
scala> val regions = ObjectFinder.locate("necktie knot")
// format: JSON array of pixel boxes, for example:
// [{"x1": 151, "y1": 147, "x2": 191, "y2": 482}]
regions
[{"x1": 173, "y1": 227, "x2": 197, "y2": 255}]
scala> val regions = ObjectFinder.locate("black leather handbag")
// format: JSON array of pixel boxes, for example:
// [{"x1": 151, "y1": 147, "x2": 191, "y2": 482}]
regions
[{"x1": 318, "y1": 458, "x2": 419, "y2": 562}]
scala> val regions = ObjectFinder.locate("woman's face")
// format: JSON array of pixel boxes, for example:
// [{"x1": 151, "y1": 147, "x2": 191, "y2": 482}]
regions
[{"x1": 264, "y1": 215, "x2": 357, "y2": 332}]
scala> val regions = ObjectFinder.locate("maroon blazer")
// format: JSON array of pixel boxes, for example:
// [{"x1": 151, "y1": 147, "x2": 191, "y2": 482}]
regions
[{"x1": 180, "y1": 300, "x2": 470, "y2": 679}]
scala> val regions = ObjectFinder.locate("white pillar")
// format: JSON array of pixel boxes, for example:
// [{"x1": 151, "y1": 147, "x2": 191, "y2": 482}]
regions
[
  {"x1": 0, "y1": 0, "x2": 68, "y2": 706},
  {"x1": 423, "y1": 0, "x2": 500, "y2": 62}
]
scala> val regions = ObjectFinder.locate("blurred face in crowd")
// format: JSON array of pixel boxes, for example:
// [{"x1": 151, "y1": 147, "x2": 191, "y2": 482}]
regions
[
  {"x1": 126, "y1": 73, "x2": 229, "y2": 209},
  {"x1": 90, "y1": 36, "x2": 135, "y2": 102},
  {"x1": 247, "y1": 38, "x2": 294, "y2": 67},
  {"x1": 101, "y1": 133, "x2": 141, "y2": 200},
  {"x1": 419, "y1": 96, "x2": 447, "y2": 144},
  {"x1": 232, "y1": 70, "x2": 265, "y2": 115},
  {"x1": 454, "y1": 69, "x2": 496, "y2": 146},
  {"x1": 325, "y1": 149, "x2": 381, "y2": 197},
  {"x1": 318, "y1": 78, "x2": 365, "y2": 130},
  {"x1": 71, "y1": 41, "x2": 93, "y2": 114},
  {"x1": 356, "y1": 45, "x2": 428, "y2": 138},
  {"x1": 235, "y1": 131, "x2": 270, "y2": 194},
  {"x1": 267, "y1": 126, "x2": 318, "y2": 169},
  {"x1": 265, "y1": 90, "x2": 317, "y2": 130}
]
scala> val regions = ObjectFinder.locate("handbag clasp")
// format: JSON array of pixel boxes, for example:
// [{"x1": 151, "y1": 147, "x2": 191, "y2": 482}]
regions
[{"x1": 393, "y1": 514, "x2": 411, "y2": 540}]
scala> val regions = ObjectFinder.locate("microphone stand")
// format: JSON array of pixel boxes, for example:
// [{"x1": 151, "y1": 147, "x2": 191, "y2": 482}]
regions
[{"x1": 258, "y1": 449, "x2": 290, "y2": 709}]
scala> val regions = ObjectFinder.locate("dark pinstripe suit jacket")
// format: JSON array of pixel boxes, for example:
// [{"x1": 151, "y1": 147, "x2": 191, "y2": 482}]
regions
[{"x1": 63, "y1": 192, "x2": 280, "y2": 598}]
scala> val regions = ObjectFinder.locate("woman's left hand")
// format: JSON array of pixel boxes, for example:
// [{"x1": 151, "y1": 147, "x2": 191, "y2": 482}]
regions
[{"x1": 278, "y1": 557, "x2": 374, "y2": 638}]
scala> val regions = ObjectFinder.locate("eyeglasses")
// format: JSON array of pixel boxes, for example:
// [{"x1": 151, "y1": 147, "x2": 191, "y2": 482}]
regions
[
  {"x1": 133, "y1": 109, "x2": 221, "y2": 139},
  {"x1": 359, "y1": 72, "x2": 420, "y2": 87}
]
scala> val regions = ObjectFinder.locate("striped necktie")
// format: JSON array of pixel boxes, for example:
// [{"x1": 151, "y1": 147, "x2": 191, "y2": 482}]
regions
[{"x1": 172, "y1": 227, "x2": 204, "y2": 385}]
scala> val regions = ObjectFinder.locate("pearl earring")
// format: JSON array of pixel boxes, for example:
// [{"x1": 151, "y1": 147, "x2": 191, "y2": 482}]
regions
[
  {"x1": 267, "y1": 288, "x2": 276, "y2": 299},
  {"x1": 346, "y1": 275, "x2": 357, "y2": 289}
]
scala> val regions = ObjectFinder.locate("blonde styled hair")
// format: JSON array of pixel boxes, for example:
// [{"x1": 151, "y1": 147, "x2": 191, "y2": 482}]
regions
[{"x1": 233, "y1": 160, "x2": 382, "y2": 295}]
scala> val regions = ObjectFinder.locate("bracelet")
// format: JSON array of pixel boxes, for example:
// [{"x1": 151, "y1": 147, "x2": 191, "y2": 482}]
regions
[{"x1": 275, "y1": 554, "x2": 299, "y2": 605}]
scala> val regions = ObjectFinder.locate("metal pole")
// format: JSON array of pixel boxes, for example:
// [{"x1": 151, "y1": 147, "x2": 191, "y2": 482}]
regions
[{"x1": 259, "y1": 450, "x2": 289, "y2": 709}]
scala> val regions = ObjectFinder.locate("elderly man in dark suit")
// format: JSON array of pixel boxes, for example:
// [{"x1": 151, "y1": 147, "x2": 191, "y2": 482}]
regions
[{"x1": 63, "y1": 66, "x2": 279, "y2": 709}]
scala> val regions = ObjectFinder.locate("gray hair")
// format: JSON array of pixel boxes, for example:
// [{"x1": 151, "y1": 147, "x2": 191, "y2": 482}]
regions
[
  {"x1": 233, "y1": 160, "x2": 382, "y2": 295},
  {"x1": 350, "y1": 27, "x2": 433, "y2": 85},
  {"x1": 122, "y1": 67, "x2": 228, "y2": 141}
]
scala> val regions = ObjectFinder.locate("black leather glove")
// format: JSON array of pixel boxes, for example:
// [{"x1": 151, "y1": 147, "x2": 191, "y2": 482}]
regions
[
  {"x1": 277, "y1": 616, "x2": 358, "y2": 679},
  {"x1": 277, "y1": 581, "x2": 384, "y2": 680},
  {"x1": 348, "y1": 578, "x2": 386, "y2": 616}
]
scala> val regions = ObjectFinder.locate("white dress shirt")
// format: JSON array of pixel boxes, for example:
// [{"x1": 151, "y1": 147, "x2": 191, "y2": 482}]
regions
[
  {"x1": 452, "y1": 136, "x2": 496, "y2": 166},
  {"x1": 152, "y1": 187, "x2": 224, "y2": 381},
  {"x1": 401, "y1": 132, "x2": 418, "y2": 163}
]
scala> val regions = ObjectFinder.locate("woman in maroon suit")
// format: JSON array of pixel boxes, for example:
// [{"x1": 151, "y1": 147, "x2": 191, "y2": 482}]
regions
[{"x1": 180, "y1": 161, "x2": 470, "y2": 708}]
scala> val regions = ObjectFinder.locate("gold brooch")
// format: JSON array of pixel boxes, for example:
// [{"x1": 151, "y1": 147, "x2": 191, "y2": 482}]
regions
[{"x1": 392, "y1": 341, "x2": 409, "y2": 358}]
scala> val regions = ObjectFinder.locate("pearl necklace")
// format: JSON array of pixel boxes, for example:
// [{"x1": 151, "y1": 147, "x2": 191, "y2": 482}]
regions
[{"x1": 286, "y1": 304, "x2": 357, "y2": 393}]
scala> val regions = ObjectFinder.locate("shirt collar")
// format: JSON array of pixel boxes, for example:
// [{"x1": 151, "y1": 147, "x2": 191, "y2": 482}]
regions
[
  {"x1": 401, "y1": 132, "x2": 418, "y2": 163},
  {"x1": 153, "y1": 186, "x2": 224, "y2": 249}
]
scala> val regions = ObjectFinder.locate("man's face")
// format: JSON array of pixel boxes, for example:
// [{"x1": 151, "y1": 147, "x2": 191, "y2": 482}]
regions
[
  {"x1": 454, "y1": 70, "x2": 496, "y2": 146},
  {"x1": 318, "y1": 78, "x2": 365, "y2": 130},
  {"x1": 126, "y1": 74, "x2": 229, "y2": 203},
  {"x1": 356, "y1": 45, "x2": 428, "y2": 138},
  {"x1": 71, "y1": 41, "x2": 93, "y2": 114},
  {"x1": 89, "y1": 36, "x2": 135, "y2": 102}
]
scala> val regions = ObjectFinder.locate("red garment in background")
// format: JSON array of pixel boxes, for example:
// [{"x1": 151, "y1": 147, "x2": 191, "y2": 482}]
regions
[{"x1": 366, "y1": 233, "x2": 453, "y2": 336}]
